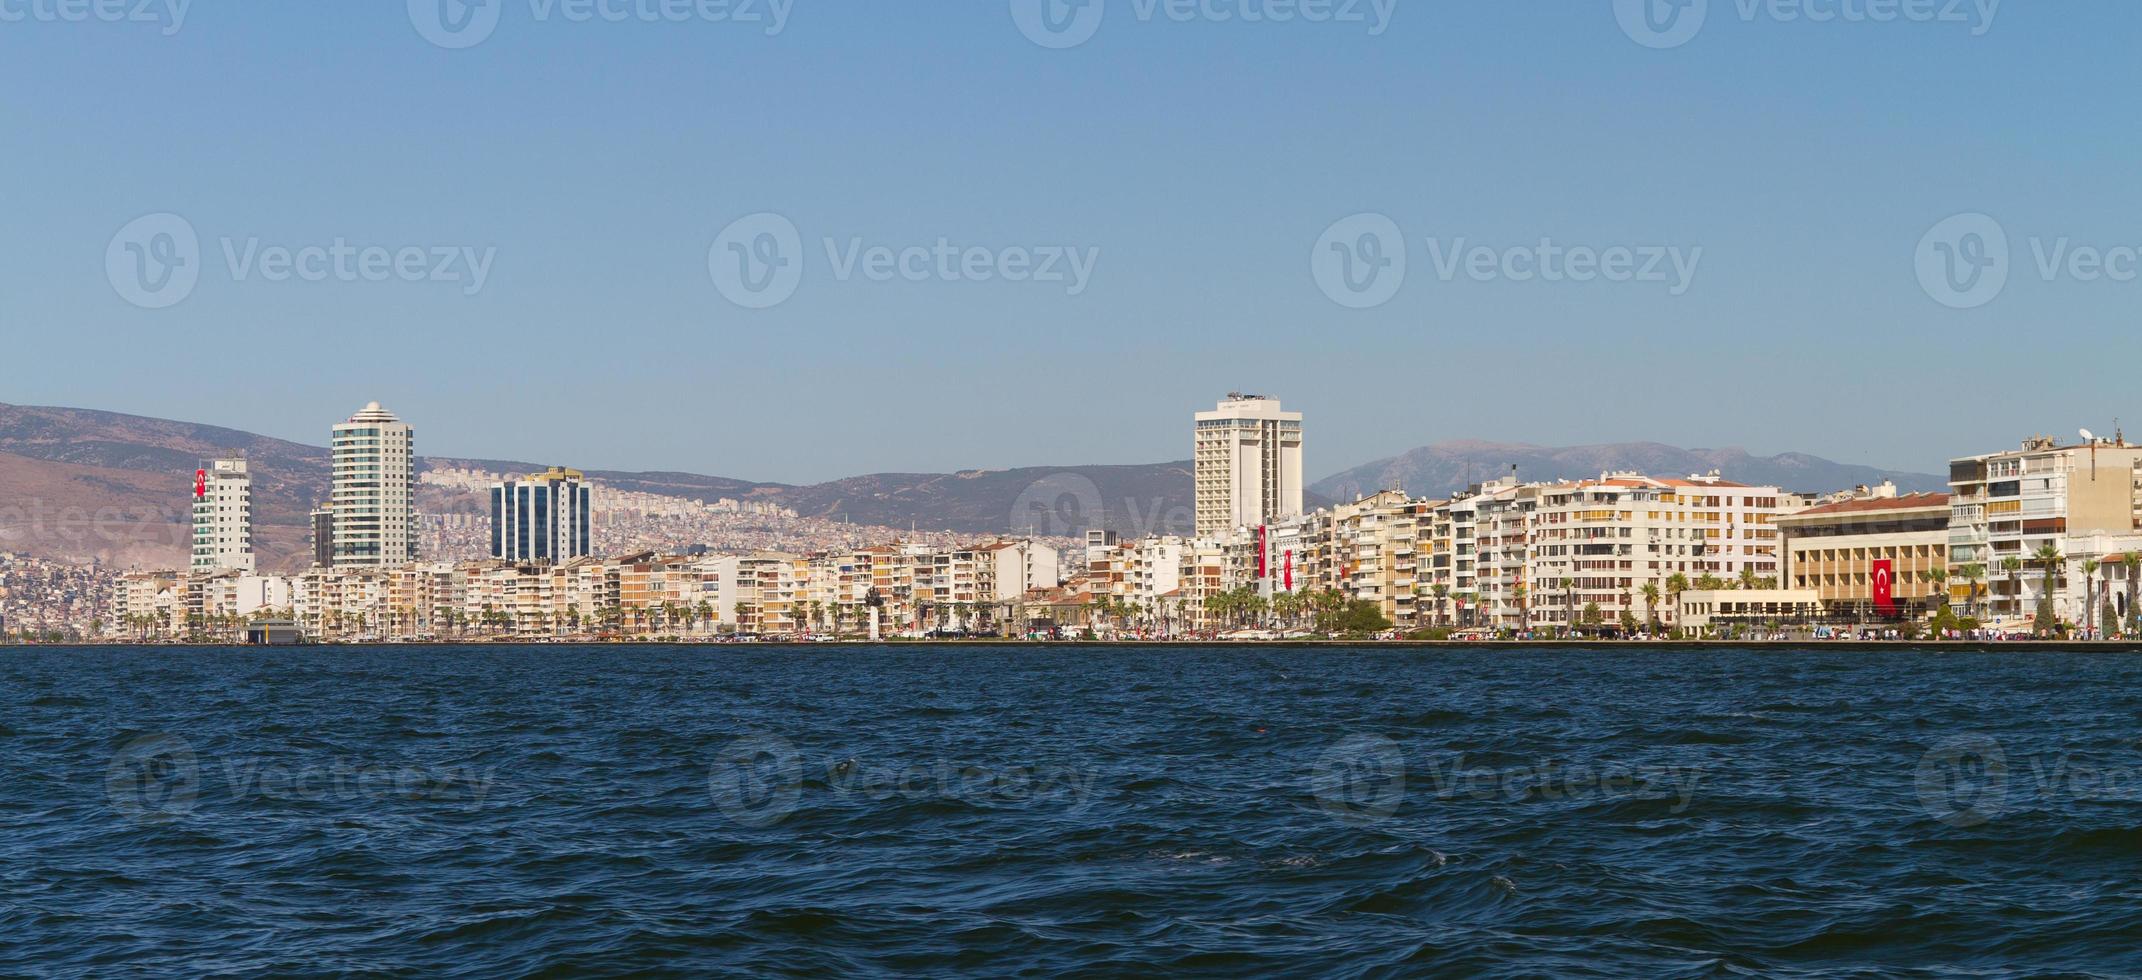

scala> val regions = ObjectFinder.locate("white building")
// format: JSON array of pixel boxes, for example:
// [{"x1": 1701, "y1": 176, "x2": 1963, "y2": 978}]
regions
[
  {"x1": 331, "y1": 402, "x2": 418, "y2": 568},
  {"x1": 1949, "y1": 435, "x2": 2142, "y2": 622},
  {"x1": 491, "y1": 467, "x2": 593, "y2": 564},
  {"x1": 1194, "y1": 394, "x2": 1304, "y2": 539},
  {"x1": 191, "y1": 457, "x2": 254, "y2": 573}
]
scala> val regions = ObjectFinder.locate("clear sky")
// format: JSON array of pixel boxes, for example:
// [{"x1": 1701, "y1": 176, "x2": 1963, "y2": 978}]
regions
[{"x1": 3, "y1": 1, "x2": 2136, "y2": 483}]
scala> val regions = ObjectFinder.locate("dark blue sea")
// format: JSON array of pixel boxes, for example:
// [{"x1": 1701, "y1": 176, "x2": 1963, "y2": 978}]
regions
[{"x1": 4, "y1": 645, "x2": 2141, "y2": 977}]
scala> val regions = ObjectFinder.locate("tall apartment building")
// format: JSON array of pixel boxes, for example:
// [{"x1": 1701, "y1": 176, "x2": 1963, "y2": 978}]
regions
[
  {"x1": 1524, "y1": 473, "x2": 1798, "y2": 630},
  {"x1": 1949, "y1": 435, "x2": 2142, "y2": 621},
  {"x1": 190, "y1": 457, "x2": 254, "y2": 573},
  {"x1": 1194, "y1": 394, "x2": 1304, "y2": 539},
  {"x1": 331, "y1": 402, "x2": 418, "y2": 568},
  {"x1": 491, "y1": 467, "x2": 593, "y2": 564}
]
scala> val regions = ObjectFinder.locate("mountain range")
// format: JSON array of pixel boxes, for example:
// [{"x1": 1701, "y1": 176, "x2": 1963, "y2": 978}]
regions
[{"x1": 0, "y1": 402, "x2": 1946, "y2": 571}]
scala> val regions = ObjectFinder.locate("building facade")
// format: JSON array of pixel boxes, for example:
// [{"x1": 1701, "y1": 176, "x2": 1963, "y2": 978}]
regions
[
  {"x1": 1777, "y1": 485, "x2": 1950, "y2": 621},
  {"x1": 1948, "y1": 436, "x2": 2142, "y2": 621},
  {"x1": 190, "y1": 457, "x2": 254, "y2": 573},
  {"x1": 331, "y1": 402, "x2": 418, "y2": 568},
  {"x1": 491, "y1": 467, "x2": 594, "y2": 564},
  {"x1": 1194, "y1": 394, "x2": 1304, "y2": 539}
]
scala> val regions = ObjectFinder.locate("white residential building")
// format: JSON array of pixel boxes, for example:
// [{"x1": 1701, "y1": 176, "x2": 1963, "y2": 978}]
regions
[
  {"x1": 331, "y1": 402, "x2": 418, "y2": 568},
  {"x1": 191, "y1": 457, "x2": 254, "y2": 573},
  {"x1": 1194, "y1": 394, "x2": 1304, "y2": 539}
]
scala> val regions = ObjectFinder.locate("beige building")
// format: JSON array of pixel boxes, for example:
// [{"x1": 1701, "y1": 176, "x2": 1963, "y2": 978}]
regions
[
  {"x1": 1777, "y1": 484, "x2": 1950, "y2": 621},
  {"x1": 1949, "y1": 436, "x2": 2142, "y2": 620},
  {"x1": 1193, "y1": 394, "x2": 1304, "y2": 539}
]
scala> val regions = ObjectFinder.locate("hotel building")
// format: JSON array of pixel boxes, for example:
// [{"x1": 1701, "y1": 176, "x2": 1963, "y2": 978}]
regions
[
  {"x1": 190, "y1": 457, "x2": 254, "y2": 573},
  {"x1": 331, "y1": 402, "x2": 418, "y2": 568},
  {"x1": 1194, "y1": 394, "x2": 1304, "y2": 539},
  {"x1": 491, "y1": 467, "x2": 594, "y2": 565}
]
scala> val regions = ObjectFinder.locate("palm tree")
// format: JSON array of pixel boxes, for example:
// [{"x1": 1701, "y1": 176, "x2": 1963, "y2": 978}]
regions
[
  {"x1": 1432, "y1": 584, "x2": 1450, "y2": 627},
  {"x1": 1640, "y1": 582, "x2": 1661, "y2": 630},
  {"x1": 2000, "y1": 557, "x2": 2024, "y2": 621},
  {"x1": 2082, "y1": 559, "x2": 2101, "y2": 637},
  {"x1": 2031, "y1": 544, "x2": 2063, "y2": 633},
  {"x1": 1738, "y1": 567, "x2": 1759, "y2": 592},
  {"x1": 1511, "y1": 584, "x2": 1528, "y2": 632},
  {"x1": 1957, "y1": 563, "x2": 1985, "y2": 621},
  {"x1": 1665, "y1": 573, "x2": 1690, "y2": 634},
  {"x1": 1926, "y1": 567, "x2": 1948, "y2": 618}
]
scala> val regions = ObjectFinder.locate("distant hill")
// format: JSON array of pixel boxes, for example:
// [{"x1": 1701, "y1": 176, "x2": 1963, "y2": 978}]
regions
[
  {"x1": 1312, "y1": 439, "x2": 1948, "y2": 501},
  {"x1": 0, "y1": 403, "x2": 1209, "y2": 568},
  {"x1": 1, "y1": 402, "x2": 1947, "y2": 571}
]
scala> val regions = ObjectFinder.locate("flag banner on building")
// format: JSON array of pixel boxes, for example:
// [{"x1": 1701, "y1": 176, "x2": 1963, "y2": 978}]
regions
[
  {"x1": 1283, "y1": 550, "x2": 1294, "y2": 592},
  {"x1": 194, "y1": 469, "x2": 208, "y2": 500},
  {"x1": 1872, "y1": 558, "x2": 1895, "y2": 615},
  {"x1": 1256, "y1": 526, "x2": 1268, "y2": 579}
]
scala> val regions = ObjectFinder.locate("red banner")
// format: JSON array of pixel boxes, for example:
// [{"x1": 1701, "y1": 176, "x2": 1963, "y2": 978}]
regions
[
  {"x1": 194, "y1": 469, "x2": 208, "y2": 500},
  {"x1": 1255, "y1": 526, "x2": 1268, "y2": 579},
  {"x1": 1283, "y1": 550, "x2": 1294, "y2": 592},
  {"x1": 1872, "y1": 558, "x2": 1895, "y2": 616}
]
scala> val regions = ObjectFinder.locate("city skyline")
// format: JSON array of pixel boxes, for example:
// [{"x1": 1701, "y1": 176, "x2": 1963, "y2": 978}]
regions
[{"x1": 5, "y1": 5, "x2": 2138, "y2": 481}]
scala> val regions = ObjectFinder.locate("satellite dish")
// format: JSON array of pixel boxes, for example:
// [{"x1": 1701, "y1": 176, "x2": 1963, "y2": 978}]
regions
[{"x1": 2081, "y1": 428, "x2": 2097, "y2": 443}]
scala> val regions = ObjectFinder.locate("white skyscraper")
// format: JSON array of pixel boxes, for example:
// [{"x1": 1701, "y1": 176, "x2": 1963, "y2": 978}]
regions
[
  {"x1": 1194, "y1": 394, "x2": 1305, "y2": 539},
  {"x1": 190, "y1": 457, "x2": 254, "y2": 573},
  {"x1": 331, "y1": 402, "x2": 418, "y2": 568}
]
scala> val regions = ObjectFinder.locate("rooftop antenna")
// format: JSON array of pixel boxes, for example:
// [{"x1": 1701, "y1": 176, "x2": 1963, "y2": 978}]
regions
[{"x1": 2082, "y1": 428, "x2": 2099, "y2": 481}]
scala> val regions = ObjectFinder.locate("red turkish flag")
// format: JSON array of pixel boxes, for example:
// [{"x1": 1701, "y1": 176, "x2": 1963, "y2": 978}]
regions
[
  {"x1": 194, "y1": 469, "x2": 208, "y2": 500},
  {"x1": 1872, "y1": 559, "x2": 1895, "y2": 616},
  {"x1": 1283, "y1": 550, "x2": 1294, "y2": 592}
]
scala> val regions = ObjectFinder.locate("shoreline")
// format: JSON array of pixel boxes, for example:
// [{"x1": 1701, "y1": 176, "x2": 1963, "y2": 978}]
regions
[{"x1": 15, "y1": 639, "x2": 2142, "y2": 653}]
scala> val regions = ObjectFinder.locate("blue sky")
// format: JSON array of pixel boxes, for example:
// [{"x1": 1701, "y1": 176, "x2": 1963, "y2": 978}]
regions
[{"x1": 2, "y1": 1, "x2": 2136, "y2": 483}]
